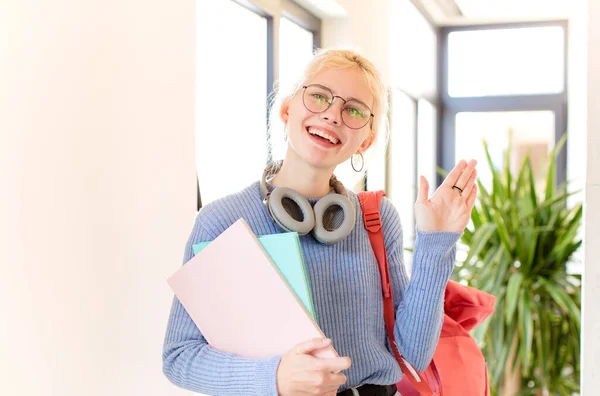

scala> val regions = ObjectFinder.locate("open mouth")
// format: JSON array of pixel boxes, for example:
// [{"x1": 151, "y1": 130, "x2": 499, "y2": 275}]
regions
[{"x1": 306, "y1": 127, "x2": 341, "y2": 146}]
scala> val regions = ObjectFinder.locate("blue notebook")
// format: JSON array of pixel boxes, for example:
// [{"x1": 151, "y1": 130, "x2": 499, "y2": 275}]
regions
[{"x1": 193, "y1": 232, "x2": 316, "y2": 320}]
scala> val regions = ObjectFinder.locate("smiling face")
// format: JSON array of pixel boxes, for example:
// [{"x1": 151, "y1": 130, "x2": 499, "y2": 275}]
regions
[{"x1": 280, "y1": 67, "x2": 376, "y2": 171}]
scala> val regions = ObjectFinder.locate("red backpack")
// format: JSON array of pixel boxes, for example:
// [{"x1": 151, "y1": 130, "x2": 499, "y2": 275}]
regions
[{"x1": 357, "y1": 190, "x2": 496, "y2": 396}]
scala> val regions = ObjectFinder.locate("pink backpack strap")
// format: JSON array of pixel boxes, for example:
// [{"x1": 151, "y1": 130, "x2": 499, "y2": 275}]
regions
[{"x1": 357, "y1": 191, "x2": 441, "y2": 396}]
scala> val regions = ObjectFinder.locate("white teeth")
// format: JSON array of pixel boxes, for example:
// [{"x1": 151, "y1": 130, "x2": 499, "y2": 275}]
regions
[{"x1": 308, "y1": 127, "x2": 339, "y2": 144}]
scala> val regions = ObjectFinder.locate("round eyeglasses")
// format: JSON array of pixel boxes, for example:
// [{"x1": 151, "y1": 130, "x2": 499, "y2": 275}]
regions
[{"x1": 300, "y1": 84, "x2": 374, "y2": 130}]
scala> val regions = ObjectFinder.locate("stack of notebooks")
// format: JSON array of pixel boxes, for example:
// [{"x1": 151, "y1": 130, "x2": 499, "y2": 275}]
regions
[{"x1": 167, "y1": 218, "x2": 337, "y2": 359}]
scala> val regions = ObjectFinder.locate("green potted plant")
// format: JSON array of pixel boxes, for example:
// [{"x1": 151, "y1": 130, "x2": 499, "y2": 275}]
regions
[{"x1": 454, "y1": 135, "x2": 582, "y2": 395}]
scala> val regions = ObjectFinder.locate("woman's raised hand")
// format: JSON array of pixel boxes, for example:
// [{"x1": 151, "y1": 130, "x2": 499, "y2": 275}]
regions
[{"x1": 414, "y1": 159, "x2": 478, "y2": 233}]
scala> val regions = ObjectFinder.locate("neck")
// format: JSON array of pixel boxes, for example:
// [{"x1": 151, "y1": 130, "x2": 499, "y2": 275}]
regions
[{"x1": 269, "y1": 153, "x2": 335, "y2": 199}]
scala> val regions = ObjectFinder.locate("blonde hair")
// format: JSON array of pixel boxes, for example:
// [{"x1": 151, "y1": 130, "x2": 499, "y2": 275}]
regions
[{"x1": 268, "y1": 48, "x2": 390, "y2": 157}]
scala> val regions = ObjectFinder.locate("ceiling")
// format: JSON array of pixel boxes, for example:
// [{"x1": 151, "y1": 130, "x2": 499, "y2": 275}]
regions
[
  {"x1": 414, "y1": 0, "x2": 575, "y2": 25},
  {"x1": 290, "y1": 0, "x2": 347, "y2": 19},
  {"x1": 292, "y1": 0, "x2": 575, "y2": 26}
]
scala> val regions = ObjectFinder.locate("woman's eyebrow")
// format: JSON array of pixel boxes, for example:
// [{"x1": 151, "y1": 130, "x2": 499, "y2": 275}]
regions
[
  {"x1": 343, "y1": 95, "x2": 372, "y2": 111},
  {"x1": 346, "y1": 96, "x2": 370, "y2": 108}
]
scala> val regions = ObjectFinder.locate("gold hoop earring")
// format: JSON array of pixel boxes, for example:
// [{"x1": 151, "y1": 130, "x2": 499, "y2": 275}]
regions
[{"x1": 351, "y1": 152, "x2": 364, "y2": 172}]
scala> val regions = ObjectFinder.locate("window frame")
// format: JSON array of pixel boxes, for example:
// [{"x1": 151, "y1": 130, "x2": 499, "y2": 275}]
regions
[
  {"x1": 197, "y1": 0, "x2": 321, "y2": 210},
  {"x1": 281, "y1": 0, "x2": 321, "y2": 50},
  {"x1": 227, "y1": 0, "x2": 322, "y2": 165},
  {"x1": 437, "y1": 20, "x2": 569, "y2": 187},
  {"x1": 387, "y1": 1, "x2": 441, "y2": 233}
]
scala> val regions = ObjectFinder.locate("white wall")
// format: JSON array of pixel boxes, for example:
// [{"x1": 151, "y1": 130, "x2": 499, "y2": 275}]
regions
[
  {"x1": 582, "y1": 0, "x2": 600, "y2": 392},
  {"x1": 323, "y1": 0, "x2": 392, "y2": 83},
  {"x1": 0, "y1": 1, "x2": 196, "y2": 395}
]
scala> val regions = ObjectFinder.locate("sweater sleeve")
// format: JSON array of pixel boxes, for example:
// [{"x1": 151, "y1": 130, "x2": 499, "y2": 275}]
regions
[
  {"x1": 162, "y1": 213, "x2": 281, "y2": 395},
  {"x1": 382, "y1": 200, "x2": 461, "y2": 372}
]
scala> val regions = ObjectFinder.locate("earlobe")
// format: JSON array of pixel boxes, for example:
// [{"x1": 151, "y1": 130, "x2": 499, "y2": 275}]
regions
[
  {"x1": 280, "y1": 99, "x2": 290, "y2": 123},
  {"x1": 359, "y1": 131, "x2": 375, "y2": 152}
]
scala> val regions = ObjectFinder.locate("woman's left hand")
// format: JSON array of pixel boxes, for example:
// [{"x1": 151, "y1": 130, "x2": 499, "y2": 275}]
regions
[{"x1": 414, "y1": 159, "x2": 478, "y2": 233}]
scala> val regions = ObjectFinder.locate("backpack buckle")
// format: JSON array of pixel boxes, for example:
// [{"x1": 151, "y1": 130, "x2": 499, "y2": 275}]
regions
[{"x1": 363, "y1": 211, "x2": 382, "y2": 233}]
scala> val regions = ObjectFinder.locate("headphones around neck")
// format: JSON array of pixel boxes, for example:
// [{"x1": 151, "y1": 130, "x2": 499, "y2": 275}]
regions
[{"x1": 260, "y1": 161, "x2": 356, "y2": 245}]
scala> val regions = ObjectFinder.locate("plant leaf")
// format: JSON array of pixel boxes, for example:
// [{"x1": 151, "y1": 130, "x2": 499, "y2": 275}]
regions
[
  {"x1": 506, "y1": 272, "x2": 523, "y2": 325},
  {"x1": 464, "y1": 223, "x2": 496, "y2": 264},
  {"x1": 518, "y1": 286, "x2": 533, "y2": 374},
  {"x1": 525, "y1": 158, "x2": 538, "y2": 212},
  {"x1": 545, "y1": 134, "x2": 567, "y2": 201},
  {"x1": 540, "y1": 278, "x2": 581, "y2": 329},
  {"x1": 504, "y1": 130, "x2": 513, "y2": 200},
  {"x1": 471, "y1": 204, "x2": 484, "y2": 229},
  {"x1": 483, "y1": 140, "x2": 506, "y2": 205},
  {"x1": 534, "y1": 298, "x2": 550, "y2": 384},
  {"x1": 492, "y1": 210, "x2": 514, "y2": 254}
]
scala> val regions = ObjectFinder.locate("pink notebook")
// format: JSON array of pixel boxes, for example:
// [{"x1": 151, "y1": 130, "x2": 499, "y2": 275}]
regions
[{"x1": 167, "y1": 218, "x2": 337, "y2": 359}]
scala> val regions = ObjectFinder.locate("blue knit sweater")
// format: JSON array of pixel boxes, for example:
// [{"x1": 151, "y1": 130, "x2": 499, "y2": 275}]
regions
[{"x1": 162, "y1": 180, "x2": 460, "y2": 395}]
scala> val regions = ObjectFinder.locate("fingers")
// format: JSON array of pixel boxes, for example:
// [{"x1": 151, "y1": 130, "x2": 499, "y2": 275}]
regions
[
  {"x1": 281, "y1": 339, "x2": 350, "y2": 396},
  {"x1": 441, "y1": 159, "x2": 467, "y2": 188},
  {"x1": 465, "y1": 183, "x2": 478, "y2": 208},
  {"x1": 452, "y1": 159, "x2": 477, "y2": 190},
  {"x1": 295, "y1": 338, "x2": 331, "y2": 355},
  {"x1": 320, "y1": 372, "x2": 347, "y2": 393},
  {"x1": 311, "y1": 358, "x2": 349, "y2": 394},
  {"x1": 460, "y1": 168, "x2": 477, "y2": 198},
  {"x1": 329, "y1": 372, "x2": 347, "y2": 385},
  {"x1": 442, "y1": 159, "x2": 477, "y2": 189},
  {"x1": 416, "y1": 175, "x2": 429, "y2": 204},
  {"x1": 313, "y1": 357, "x2": 352, "y2": 373}
]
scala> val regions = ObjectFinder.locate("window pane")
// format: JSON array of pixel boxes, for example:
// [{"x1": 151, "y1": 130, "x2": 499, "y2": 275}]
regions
[
  {"x1": 448, "y1": 26, "x2": 565, "y2": 97},
  {"x1": 389, "y1": 90, "x2": 417, "y2": 272},
  {"x1": 273, "y1": 18, "x2": 315, "y2": 161},
  {"x1": 417, "y1": 100, "x2": 438, "y2": 191},
  {"x1": 391, "y1": 0, "x2": 437, "y2": 99},
  {"x1": 279, "y1": 18, "x2": 314, "y2": 92},
  {"x1": 196, "y1": 0, "x2": 267, "y2": 205},
  {"x1": 454, "y1": 111, "x2": 555, "y2": 192}
]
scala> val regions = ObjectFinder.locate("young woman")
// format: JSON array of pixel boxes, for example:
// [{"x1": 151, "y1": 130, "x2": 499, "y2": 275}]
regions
[{"x1": 163, "y1": 49, "x2": 477, "y2": 396}]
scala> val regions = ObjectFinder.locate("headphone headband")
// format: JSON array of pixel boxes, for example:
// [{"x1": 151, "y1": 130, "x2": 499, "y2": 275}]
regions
[{"x1": 260, "y1": 160, "x2": 356, "y2": 245}]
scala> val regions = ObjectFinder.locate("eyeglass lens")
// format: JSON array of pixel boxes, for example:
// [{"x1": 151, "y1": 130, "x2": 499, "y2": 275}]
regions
[{"x1": 302, "y1": 85, "x2": 371, "y2": 129}]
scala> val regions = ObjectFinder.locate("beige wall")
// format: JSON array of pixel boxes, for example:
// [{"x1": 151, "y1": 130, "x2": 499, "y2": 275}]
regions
[
  {"x1": 567, "y1": 2, "x2": 588, "y2": 203},
  {"x1": 583, "y1": 0, "x2": 600, "y2": 391},
  {"x1": 0, "y1": 0, "x2": 196, "y2": 395}
]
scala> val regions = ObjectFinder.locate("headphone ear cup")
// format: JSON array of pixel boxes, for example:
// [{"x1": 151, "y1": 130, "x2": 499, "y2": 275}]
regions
[
  {"x1": 267, "y1": 187, "x2": 315, "y2": 235},
  {"x1": 312, "y1": 194, "x2": 356, "y2": 245}
]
